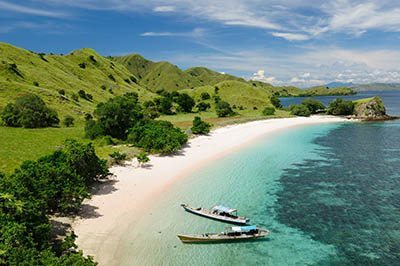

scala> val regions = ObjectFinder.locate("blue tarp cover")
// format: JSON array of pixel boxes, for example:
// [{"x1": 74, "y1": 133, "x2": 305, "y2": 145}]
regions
[{"x1": 231, "y1": 225, "x2": 257, "y2": 232}]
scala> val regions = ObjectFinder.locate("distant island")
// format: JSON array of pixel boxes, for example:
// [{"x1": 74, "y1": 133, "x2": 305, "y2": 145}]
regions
[{"x1": 326, "y1": 81, "x2": 400, "y2": 91}]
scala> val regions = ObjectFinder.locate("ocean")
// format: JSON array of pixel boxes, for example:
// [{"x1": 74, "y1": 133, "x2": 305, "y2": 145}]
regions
[{"x1": 119, "y1": 91, "x2": 400, "y2": 265}]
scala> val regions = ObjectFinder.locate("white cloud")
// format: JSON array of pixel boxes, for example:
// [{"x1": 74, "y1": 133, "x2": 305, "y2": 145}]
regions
[
  {"x1": 140, "y1": 28, "x2": 205, "y2": 38},
  {"x1": 250, "y1": 69, "x2": 284, "y2": 85},
  {"x1": 271, "y1": 32, "x2": 310, "y2": 41},
  {"x1": 33, "y1": 0, "x2": 400, "y2": 39},
  {"x1": 153, "y1": 6, "x2": 175, "y2": 12},
  {"x1": 0, "y1": 1, "x2": 67, "y2": 17}
]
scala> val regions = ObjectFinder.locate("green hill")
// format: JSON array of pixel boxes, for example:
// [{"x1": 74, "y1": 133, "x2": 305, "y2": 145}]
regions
[
  {"x1": 182, "y1": 80, "x2": 273, "y2": 110},
  {"x1": 112, "y1": 55, "x2": 247, "y2": 93},
  {"x1": 185, "y1": 67, "x2": 245, "y2": 85},
  {"x1": 0, "y1": 43, "x2": 155, "y2": 120}
]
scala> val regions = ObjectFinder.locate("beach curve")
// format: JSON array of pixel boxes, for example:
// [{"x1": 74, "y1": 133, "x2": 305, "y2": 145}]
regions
[{"x1": 72, "y1": 115, "x2": 349, "y2": 265}]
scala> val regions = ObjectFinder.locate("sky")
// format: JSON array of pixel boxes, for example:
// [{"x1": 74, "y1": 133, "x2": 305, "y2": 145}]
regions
[{"x1": 0, "y1": 0, "x2": 400, "y2": 87}]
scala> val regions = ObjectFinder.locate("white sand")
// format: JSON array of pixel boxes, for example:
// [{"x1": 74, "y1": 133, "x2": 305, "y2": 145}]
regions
[{"x1": 72, "y1": 116, "x2": 348, "y2": 265}]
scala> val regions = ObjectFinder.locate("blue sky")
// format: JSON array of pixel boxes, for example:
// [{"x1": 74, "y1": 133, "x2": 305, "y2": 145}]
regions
[{"x1": 1, "y1": 0, "x2": 400, "y2": 87}]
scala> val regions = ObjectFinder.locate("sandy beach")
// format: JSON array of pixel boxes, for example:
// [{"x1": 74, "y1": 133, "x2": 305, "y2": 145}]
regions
[{"x1": 72, "y1": 115, "x2": 348, "y2": 265}]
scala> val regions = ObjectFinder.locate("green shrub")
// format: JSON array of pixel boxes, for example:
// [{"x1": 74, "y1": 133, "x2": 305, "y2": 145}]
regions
[
  {"x1": 154, "y1": 97, "x2": 173, "y2": 115},
  {"x1": 262, "y1": 107, "x2": 275, "y2": 116},
  {"x1": 0, "y1": 140, "x2": 106, "y2": 264},
  {"x1": 78, "y1": 90, "x2": 93, "y2": 101},
  {"x1": 196, "y1": 102, "x2": 211, "y2": 112},
  {"x1": 290, "y1": 104, "x2": 311, "y2": 117},
  {"x1": 191, "y1": 116, "x2": 211, "y2": 135},
  {"x1": 84, "y1": 119, "x2": 104, "y2": 139},
  {"x1": 200, "y1": 92, "x2": 211, "y2": 100},
  {"x1": 109, "y1": 151, "x2": 127, "y2": 165},
  {"x1": 108, "y1": 74, "x2": 116, "y2": 82},
  {"x1": 1, "y1": 94, "x2": 59, "y2": 128},
  {"x1": 270, "y1": 95, "x2": 282, "y2": 108},
  {"x1": 128, "y1": 120, "x2": 188, "y2": 154},
  {"x1": 58, "y1": 89, "x2": 65, "y2": 96},
  {"x1": 143, "y1": 100, "x2": 160, "y2": 119},
  {"x1": 33, "y1": 81, "x2": 39, "y2": 87},
  {"x1": 88, "y1": 93, "x2": 143, "y2": 140},
  {"x1": 136, "y1": 152, "x2": 150, "y2": 166},
  {"x1": 216, "y1": 101, "x2": 235, "y2": 117},
  {"x1": 63, "y1": 115, "x2": 74, "y2": 127},
  {"x1": 327, "y1": 98, "x2": 355, "y2": 115},
  {"x1": 175, "y1": 93, "x2": 195, "y2": 113},
  {"x1": 301, "y1": 98, "x2": 326, "y2": 114}
]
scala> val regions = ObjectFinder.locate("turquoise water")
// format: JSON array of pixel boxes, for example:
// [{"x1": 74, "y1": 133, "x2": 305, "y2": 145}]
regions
[{"x1": 119, "y1": 91, "x2": 400, "y2": 265}]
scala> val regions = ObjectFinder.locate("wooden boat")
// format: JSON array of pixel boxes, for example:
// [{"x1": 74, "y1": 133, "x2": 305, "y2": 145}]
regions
[
  {"x1": 177, "y1": 225, "x2": 270, "y2": 243},
  {"x1": 181, "y1": 204, "x2": 249, "y2": 225}
]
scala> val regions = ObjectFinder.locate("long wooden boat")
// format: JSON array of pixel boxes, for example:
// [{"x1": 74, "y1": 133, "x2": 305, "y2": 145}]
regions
[
  {"x1": 177, "y1": 225, "x2": 270, "y2": 243},
  {"x1": 181, "y1": 204, "x2": 249, "y2": 225}
]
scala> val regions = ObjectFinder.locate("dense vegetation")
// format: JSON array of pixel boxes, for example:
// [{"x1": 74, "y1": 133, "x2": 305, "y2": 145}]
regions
[
  {"x1": 262, "y1": 107, "x2": 276, "y2": 116},
  {"x1": 301, "y1": 98, "x2": 326, "y2": 114},
  {"x1": 1, "y1": 94, "x2": 59, "y2": 128},
  {"x1": 327, "y1": 99, "x2": 355, "y2": 115},
  {"x1": 191, "y1": 116, "x2": 211, "y2": 134},
  {"x1": 289, "y1": 104, "x2": 311, "y2": 117},
  {"x1": 0, "y1": 139, "x2": 108, "y2": 265},
  {"x1": 85, "y1": 92, "x2": 142, "y2": 140},
  {"x1": 128, "y1": 120, "x2": 187, "y2": 154}
]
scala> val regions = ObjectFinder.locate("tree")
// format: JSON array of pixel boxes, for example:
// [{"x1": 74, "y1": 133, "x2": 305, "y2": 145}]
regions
[
  {"x1": 262, "y1": 107, "x2": 275, "y2": 116},
  {"x1": 128, "y1": 120, "x2": 188, "y2": 154},
  {"x1": 143, "y1": 100, "x2": 160, "y2": 119},
  {"x1": 0, "y1": 139, "x2": 105, "y2": 265},
  {"x1": 200, "y1": 92, "x2": 211, "y2": 100},
  {"x1": 155, "y1": 97, "x2": 173, "y2": 115},
  {"x1": 191, "y1": 116, "x2": 211, "y2": 134},
  {"x1": 89, "y1": 92, "x2": 143, "y2": 140},
  {"x1": 1, "y1": 94, "x2": 59, "y2": 128},
  {"x1": 196, "y1": 102, "x2": 211, "y2": 112},
  {"x1": 270, "y1": 95, "x2": 282, "y2": 109},
  {"x1": 175, "y1": 93, "x2": 195, "y2": 113},
  {"x1": 327, "y1": 98, "x2": 355, "y2": 115},
  {"x1": 301, "y1": 98, "x2": 326, "y2": 114},
  {"x1": 216, "y1": 101, "x2": 235, "y2": 117},
  {"x1": 290, "y1": 104, "x2": 311, "y2": 117},
  {"x1": 136, "y1": 152, "x2": 150, "y2": 167},
  {"x1": 63, "y1": 115, "x2": 74, "y2": 127}
]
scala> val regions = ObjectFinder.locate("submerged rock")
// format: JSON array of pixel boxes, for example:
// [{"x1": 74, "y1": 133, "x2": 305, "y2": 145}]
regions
[{"x1": 351, "y1": 96, "x2": 396, "y2": 121}]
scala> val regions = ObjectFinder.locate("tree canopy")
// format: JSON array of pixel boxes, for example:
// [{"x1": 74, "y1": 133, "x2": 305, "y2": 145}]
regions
[
  {"x1": 290, "y1": 104, "x2": 311, "y2": 117},
  {"x1": 86, "y1": 92, "x2": 143, "y2": 140},
  {"x1": 327, "y1": 98, "x2": 355, "y2": 115},
  {"x1": 1, "y1": 94, "x2": 59, "y2": 128},
  {"x1": 191, "y1": 116, "x2": 211, "y2": 134},
  {"x1": 216, "y1": 101, "x2": 235, "y2": 117},
  {"x1": 301, "y1": 98, "x2": 326, "y2": 114},
  {"x1": 128, "y1": 120, "x2": 188, "y2": 154},
  {"x1": 0, "y1": 139, "x2": 107, "y2": 264}
]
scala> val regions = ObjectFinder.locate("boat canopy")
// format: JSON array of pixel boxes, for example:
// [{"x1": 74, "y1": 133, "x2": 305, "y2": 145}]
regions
[
  {"x1": 231, "y1": 225, "x2": 257, "y2": 232},
  {"x1": 212, "y1": 205, "x2": 237, "y2": 213}
]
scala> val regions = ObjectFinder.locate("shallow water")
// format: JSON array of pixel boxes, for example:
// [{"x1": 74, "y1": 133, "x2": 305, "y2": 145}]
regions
[{"x1": 119, "y1": 91, "x2": 400, "y2": 265}]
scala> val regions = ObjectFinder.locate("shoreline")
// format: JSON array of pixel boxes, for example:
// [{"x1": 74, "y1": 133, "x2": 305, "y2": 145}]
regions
[{"x1": 72, "y1": 115, "x2": 349, "y2": 265}]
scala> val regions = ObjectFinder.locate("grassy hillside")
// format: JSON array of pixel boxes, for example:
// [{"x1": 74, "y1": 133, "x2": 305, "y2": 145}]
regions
[
  {"x1": 0, "y1": 43, "x2": 155, "y2": 121},
  {"x1": 182, "y1": 80, "x2": 273, "y2": 111},
  {"x1": 185, "y1": 67, "x2": 246, "y2": 85},
  {"x1": 300, "y1": 86, "x2": 356, "y2": 96}
]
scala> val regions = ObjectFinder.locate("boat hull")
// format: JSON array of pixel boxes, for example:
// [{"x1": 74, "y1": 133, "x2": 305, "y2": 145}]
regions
[
  {"x1": 177, "y1": 231, "x2": 269, "y2": 244},
  {"x1": 181, "y1": 204, "x2": 248, "y2": 225}
]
